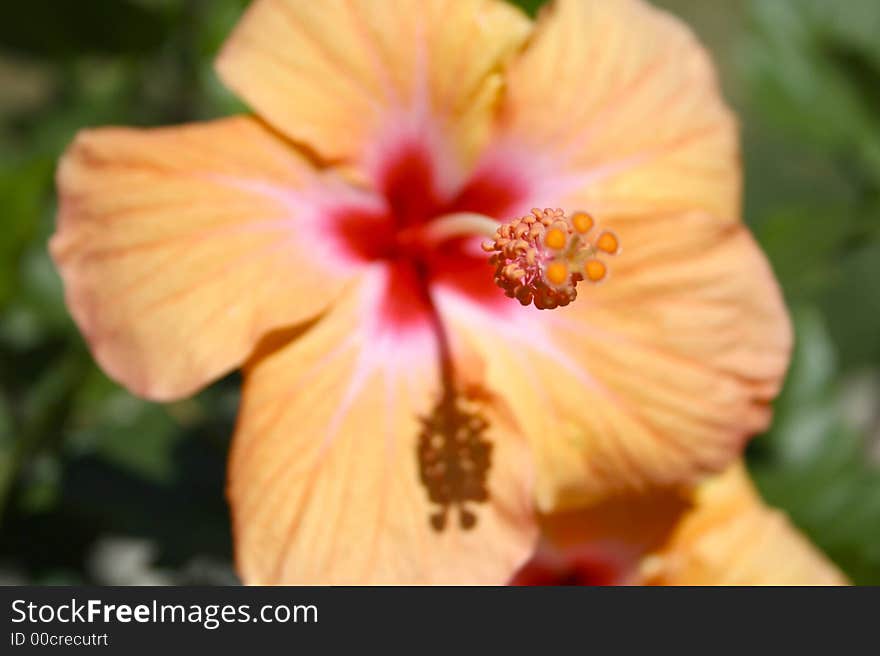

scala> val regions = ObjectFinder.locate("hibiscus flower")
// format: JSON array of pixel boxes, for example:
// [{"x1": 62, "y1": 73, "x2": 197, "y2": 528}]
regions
[
  {"x1": 513, "y1": 462, "x2": 847, "y2": 585},
  {"x1": 51, "y1": 0, "x2": 791, "y2": 583}
]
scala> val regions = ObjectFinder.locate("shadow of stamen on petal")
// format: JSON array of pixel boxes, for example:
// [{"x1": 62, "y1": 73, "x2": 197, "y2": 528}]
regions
[{"x1": 417, "y1": 391, "x2": 492, "y2": 532}]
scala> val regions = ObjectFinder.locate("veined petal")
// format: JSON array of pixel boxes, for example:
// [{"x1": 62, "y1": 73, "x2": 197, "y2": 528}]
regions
[
  {"x1": 485, "y1": 0, "x2": 739, "y2": 222},
  {"x1": 229, "y1": 270, "x2": 537, "y2": 584},
  {"x1": 216, "y1": 0, "x2": 532, "y2": 178},
  {"x1": 52, "y1": 116, "x2": 375, "y2": 401},
  {"x1": 438, "y1": 217, "x2": 791, "y2": 510},
  {"x1": 639, "y1": 463, "x2": 848, "y2": 585}
]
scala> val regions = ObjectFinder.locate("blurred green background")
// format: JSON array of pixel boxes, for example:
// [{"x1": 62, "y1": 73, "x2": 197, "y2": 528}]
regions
[{"x1": 1, "y1": 0, "x2": 878, "y2": 585}]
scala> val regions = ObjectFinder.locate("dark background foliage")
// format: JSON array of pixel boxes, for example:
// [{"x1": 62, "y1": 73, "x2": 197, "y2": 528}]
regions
[{"x1": 0, "y1": 0, "x2": 878, "y2": 584}]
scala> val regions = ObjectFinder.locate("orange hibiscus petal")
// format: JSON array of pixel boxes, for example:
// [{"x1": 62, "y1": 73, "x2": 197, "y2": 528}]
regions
[
  {"x1": 52, "y1": 116, "x2": 374, "y2": 400},
  {"x1": 516, "y1": 463, "x2": 846, "y2": 586},
  {"x1": 229, "y1": 271, "x2": 537, "y2": 584},
  {"x1": 512, "y1": 486, "x2": 691, "y2": 585},
  {"x1": 216, "y1": 0, "x2": 531, "y2": 173},
  {"x1": 639, "y1": 463, "x2": 848, "y2": 585},
  {"x1": 491, "y1": 0, "x2": 739, "y2": 222},
  {"x1": 539, "y1": 487, "x2": 691, "y2": 559},
  {"x1": 439, "y1": 217, "x2": 791, "y2": 510}
]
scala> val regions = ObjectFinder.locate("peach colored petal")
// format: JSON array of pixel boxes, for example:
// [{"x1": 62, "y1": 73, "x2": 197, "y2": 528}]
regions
[
  {"x1": 216, "y1": 0, "x2": 531, "y2": 178},
  {"x1": 512, "y1": 486, "x2": 691, "y2": 584},
  {"x1": 52, "y1": 116, "x2": 375, "y2": 401},
  {"x1": 539, "y1": 487, "x2": 691, "y2": 559},
  {"x1": 517, "y1": 463, "x2": 846, "y2": 586},
  {"x1": 639, "y1": 463, "x2": 848, "y2": 585},
  {"x1": 481, "y1": 0, "x2": 738, "y2": 222},
  {"x1": 438, "y1": 218, "x2": 791, "y2": 511},
  {"x1": 229, "y1": 270, "x2": 537, "y2": 584}
]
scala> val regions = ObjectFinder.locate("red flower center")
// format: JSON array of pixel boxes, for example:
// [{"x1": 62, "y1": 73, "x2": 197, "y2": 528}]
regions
[{"x1": 328, "y1": 140, "x2": 530, "y2": 331}]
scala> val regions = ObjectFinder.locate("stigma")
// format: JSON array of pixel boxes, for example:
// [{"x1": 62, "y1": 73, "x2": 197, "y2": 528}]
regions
[{"x1": 481, "y1": 208, "x2": 620, "y2": 310}]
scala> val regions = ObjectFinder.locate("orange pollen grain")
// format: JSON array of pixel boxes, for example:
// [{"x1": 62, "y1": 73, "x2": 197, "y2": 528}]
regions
[
  {"x1": 572, "y1": 211, "x2": 594, "y2": 234},
  {"x1": 544, "y1": 228, "x2": 567, "y2": 250},
  {"x1": 596, "y1": 231, "x2": 620, "y2": 255},
  {"x1": 545, "y1": 260, "x2": 569, "y2": 286},
  {"x1": 585, "y1": 259, "x2": 607, "y2": 282}
]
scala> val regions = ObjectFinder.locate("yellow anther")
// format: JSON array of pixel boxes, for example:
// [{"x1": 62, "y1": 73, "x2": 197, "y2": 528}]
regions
[
  {"x1": 544, "y1": 228, "x2": 567, "y2": 250},
  {"x1": 545, "y1": 260, "x2": 569, "y2": 286},
  {"x1": 595, "y1": 231, "x2": 620, "y2": 255},
  {"x1": 584, "y1": 259, "x2": 607, "y2": 282},
  {"x1": 572, "y1": 211, "x2": 594, "y2": 234}
]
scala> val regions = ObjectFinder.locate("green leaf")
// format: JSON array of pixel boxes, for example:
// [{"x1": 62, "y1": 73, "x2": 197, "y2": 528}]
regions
[
  {"x1": 744, "y1": 0, "x2": 880, "y2": 178},
  {"x1": 755, "y1": 206, "x2": 854, "y2": 300},
  {"x1": 17, "y1": 454, "x2": 60, "y2": 513},
  {"x1": 0, "y1": 0, "x2": 167, "y2": 58},
  {"x1": 0, "y1": 157, "x2": 54, "y2": 307},
  {"x1": 508, "y1": 0, "x2": 546, "y2": 17},
  {"x1": 66, "y1": 370, "x2": 182, "y2": 484},
  {"x1": 0, "y1": 395, "x2": 14, "y2": 505},
  {"x1": 820, "y1": 240, "x2": 880, "y2": 368}
]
